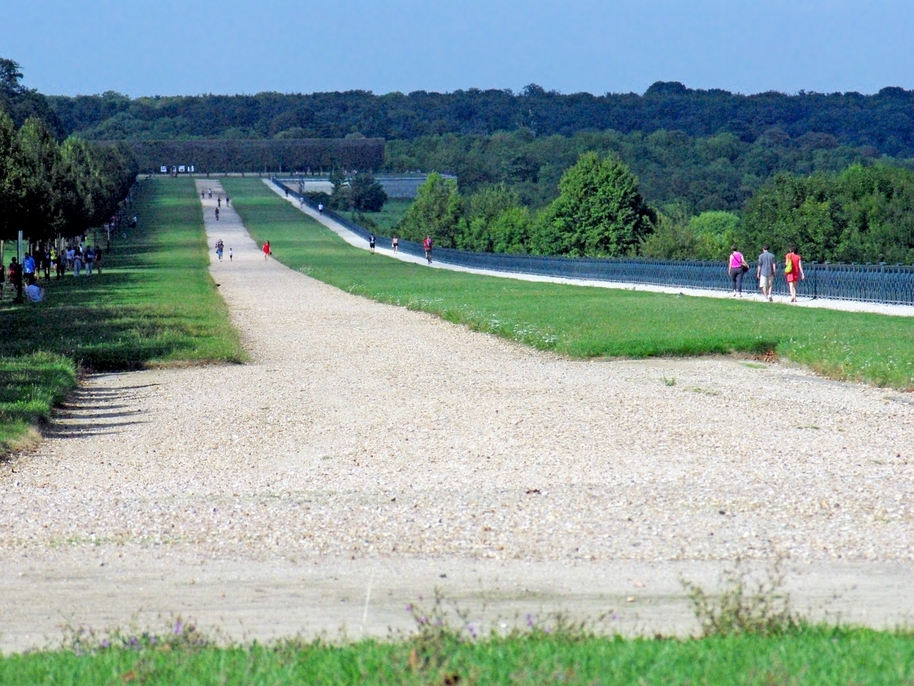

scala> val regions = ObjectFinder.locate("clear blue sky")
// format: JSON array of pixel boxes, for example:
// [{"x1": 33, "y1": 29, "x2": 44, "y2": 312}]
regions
[{"x1": 4, "y1": 0, "x2": 913, "y2": 97}]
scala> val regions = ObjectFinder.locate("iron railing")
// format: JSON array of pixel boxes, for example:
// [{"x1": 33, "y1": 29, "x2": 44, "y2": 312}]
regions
[{"x1": 272, "y1": 178, "x2": 914, "y2": 306}]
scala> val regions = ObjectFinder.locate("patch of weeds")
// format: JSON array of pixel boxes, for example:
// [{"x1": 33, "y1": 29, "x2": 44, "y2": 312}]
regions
[
  {"x1": 743, "y1": 362, "x2": 767, "y2": 369},
  {"x1": 662, "y1": 375, "x2": 677, "y2": 387},
  {"x1": 681, "y1": 557, "x2": 801, "y2": 637},
  {"x1": 63, "y1": 616, "x2": 213, "y2": 656},
  {"x1": 691, "y1": 387, "x2": 720, "y2": 396}
]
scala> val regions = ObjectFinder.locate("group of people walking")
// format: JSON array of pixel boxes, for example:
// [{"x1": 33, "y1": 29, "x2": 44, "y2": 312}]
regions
[
  {"x1": 728, "y1": 245, "x2": 805, "y2": 302},
  {"x1": 1, "y1": 240, "x2": 103, "y2": 303}
]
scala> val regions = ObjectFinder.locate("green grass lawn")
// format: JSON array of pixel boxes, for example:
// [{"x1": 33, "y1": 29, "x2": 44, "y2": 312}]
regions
[
  {"x1": 2, "y1": 625, "x2": 913, "y2": 685},
  {"x1": 0, "y1": 177, "x2": 244, "y2": 454},
  {"x1": 223, "y1": 178, "x2": 914, "y2": 390},
  {"x1": 362, "y1": 197, "x2": 413, "y2": 235}
]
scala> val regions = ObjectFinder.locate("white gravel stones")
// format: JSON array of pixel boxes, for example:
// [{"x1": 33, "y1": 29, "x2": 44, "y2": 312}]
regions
[{"x1": 1, "y1": 179, "x2": 913, "y2": 648}]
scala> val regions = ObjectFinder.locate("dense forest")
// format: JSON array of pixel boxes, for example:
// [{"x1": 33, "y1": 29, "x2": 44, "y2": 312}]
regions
[
  {"x1": 382, "y1": 129, "x2": 886, "y2": 213},
  {"x1": 48, "y1": 83, "x2": 914, "y2": 158}
]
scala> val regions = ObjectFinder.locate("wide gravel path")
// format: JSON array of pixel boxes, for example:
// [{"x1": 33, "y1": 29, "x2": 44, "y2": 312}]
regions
[{"x1": 1, "y1": 180, "x2": 912, "y2": 651}]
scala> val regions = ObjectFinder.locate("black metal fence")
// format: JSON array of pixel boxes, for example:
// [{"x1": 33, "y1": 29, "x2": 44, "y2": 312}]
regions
[{"x1": 273, "y1": 178, "x2": 914, "y2": 306}]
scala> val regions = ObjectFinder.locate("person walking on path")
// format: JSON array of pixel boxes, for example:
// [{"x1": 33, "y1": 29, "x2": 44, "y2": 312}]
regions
[
  {"x1": 391, "y1": 235, "x2": 399, "y2": 253},
  {"x1": 73, "y1": 247, "x2": 83, "y2": 277},
  {"x1": 785, "y1": 246, "x2": 805, "y2": 303},
  {"x1": 8, "y1": 257, "x2": 23, "y2": 302},
  {"x1": 368, "y1": 233, "x2": 376, "y2": 254},
  {"x1": 226, "y1": 195, "x2": 231, "y2": 207},
  {"x1": 228, "y1": 247, "x2": 233, "y2": 261},
  {"x1": 318, "y1": 203, "x2": 324, "y2": 215},
  {"x1": 22, "y1": 253, "x2": 36, "y2": 285},
  {"x1": 263, "y1": 241, "x2": 271, "y2": 260},
  {"x1": 217, "y1": 196, "x2": 222, "y2": 208},
  {"x1": 215, "y1": 207, "x2": 220, "y2": 221},
  {"x1": 423, "y1": 236, "x2": 433, "y2": 265},
  {"x1": 728, "y1": 245, "x2": 749, "y2": 297},
  {"x1": 757, "y1": 246, "x2": 777, "y2": 302}
]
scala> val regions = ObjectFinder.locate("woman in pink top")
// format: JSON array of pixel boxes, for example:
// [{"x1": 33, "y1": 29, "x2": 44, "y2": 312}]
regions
[{"x1": 728, "y1": 245, "x2": 749, "y2": 297}]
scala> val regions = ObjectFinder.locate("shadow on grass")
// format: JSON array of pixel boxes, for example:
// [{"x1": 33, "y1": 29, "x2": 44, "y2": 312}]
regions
[{"x1": 1, "y1": 301, "x2": 201, "y2": 371}]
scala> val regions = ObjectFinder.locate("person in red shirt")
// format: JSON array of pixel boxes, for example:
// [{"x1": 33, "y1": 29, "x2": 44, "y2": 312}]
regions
[
  {"x1": 784, "y1": 245, "x2": 805, "y2": 303},
  {"x1": 423, "y1": 236, "x2": 433, "y2": 264},
  {"x1": 263, "y1": 240, "x2": 271, "y2": 260}
]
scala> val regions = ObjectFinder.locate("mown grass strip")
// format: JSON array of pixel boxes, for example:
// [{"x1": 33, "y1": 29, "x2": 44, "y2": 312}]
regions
[
  {"x1": 0, "y1": 177, "x2": 245, "y2": 454},
  {"x1": 1, "y1": 626, "x2": 913, "y2": 685},
  {"x1": 223, "y1": 178, "x2": 914, "y2": 390}
]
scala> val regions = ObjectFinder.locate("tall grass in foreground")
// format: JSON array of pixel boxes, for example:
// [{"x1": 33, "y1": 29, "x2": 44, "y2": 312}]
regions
[
  {"x1": 0, "y1": 178, "x2": 244, "y2": 454},
  {"x1": 223, "y1": 178, "x2": 914, "y2": 390},
  {"x1": 1, "y1": 622, "x2": 912, "y2": 685}
]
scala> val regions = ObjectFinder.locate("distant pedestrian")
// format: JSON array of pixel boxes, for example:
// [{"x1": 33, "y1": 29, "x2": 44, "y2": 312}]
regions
[
  {"x1": 318, "y1": 203, "x2": 324, "y2": 215},
  {"x1": 22, "y1": 253, "x2": 36, "y2": 285},
  {"x1": 423, "y1": 235, "x2": 433, "y2": 264},
  {"x1": 216, "y1": 240, "x2": 224, "y2": 262},
  {"x1": 299, "y1": 195, "x2": 304, "y2": 208},
  {"x1": 368, "y1": 233, "x2": 376, "y2": 253},
  {"x1": 201, "y1": 189, "x2": 205, "y2": 199},
  {"x1": 263, "y1": 240, "x2": 271, "y2": 259},
  {"x1": 391, "y1": 235, "x2": 399, "y2": 253},
  {"x1": 228, "y1": 247, "x2": 233, "y2": 261},
  {"x1": 226, "y1": 195, "x2": 231, "y2": 206},
  {"x1": 784, "y1": 246, "x2": 805, "y2": 303},
  {"x1": 8, "y1": 257, "x2": 23, "y2": 302},
  {"x1": 217, "y1": 196, "x2": 221, "y2": 208},
  {"x1": 215, "y1": 207, "x2": 220, "y2": 221},
  {"x1": 756, "y1": 245, "x2": 776, "y2": 301},
  {"x1": 73, "y1": 249, "x2": 83, "y2": 277},
  {"x1": 728, "y1": 245, "x2": 749, "y2": 297},
  {"x1": 208, "y1": 188, "x2": 212, "y2": 199},
  {"x1": 85, "y1": 246, "x2": 95, "y2": 276},
  {"x1": 94, "y1": 246, "x2": 103, "y2": 275}
]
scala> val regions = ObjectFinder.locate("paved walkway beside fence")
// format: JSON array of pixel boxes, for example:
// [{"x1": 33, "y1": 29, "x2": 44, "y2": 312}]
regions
[{"x1": 267, "y1": 181, "x2": 914, "y2": 318}]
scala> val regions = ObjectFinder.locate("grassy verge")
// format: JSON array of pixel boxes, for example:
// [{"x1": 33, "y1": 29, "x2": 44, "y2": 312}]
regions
[
  {"x1": 223, "y1": 178, "x2": 914, "y2": 390},
  {"x1": 0, "y1": 177, "x2": 245, "y2": 454},
  {"x1": 2, "y1": 625, "x2": 912, "y2": 685},
  {"x1": 359, "y1": 197, "x2": 413, "y2": 234}
]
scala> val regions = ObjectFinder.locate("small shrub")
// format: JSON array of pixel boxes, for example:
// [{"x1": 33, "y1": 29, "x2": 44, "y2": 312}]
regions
[{"x1": 682, "y1": 557, "x2": 801, "y2": 637}]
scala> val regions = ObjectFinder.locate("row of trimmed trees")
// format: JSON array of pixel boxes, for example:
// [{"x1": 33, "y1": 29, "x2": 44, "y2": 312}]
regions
[{"x1": 0, "y1": 111, "x2": 138, "y2": 244}]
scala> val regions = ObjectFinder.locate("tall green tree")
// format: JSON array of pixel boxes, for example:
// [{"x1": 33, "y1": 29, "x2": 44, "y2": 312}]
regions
[
  {"x1": 531, "y1": 152, "x2": 655, "y2": 257},
  {"x1": 396, "y1": 172, "x2": 463, "y2": 247},
  {"x1": 456, "y1": 184, "x2": 524, "y2": 252},
  {"x1": 349, "y1": 171, "x2": 387, "y2": 212}
]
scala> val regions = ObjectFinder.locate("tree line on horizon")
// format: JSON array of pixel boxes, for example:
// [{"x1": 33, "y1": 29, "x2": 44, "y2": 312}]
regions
[
  {"x1": 4, "y1": 55, "x2": 914, "y2": 264},
  {"x1": 46, "y1": 81, "x2": 914, "y2": 158}
]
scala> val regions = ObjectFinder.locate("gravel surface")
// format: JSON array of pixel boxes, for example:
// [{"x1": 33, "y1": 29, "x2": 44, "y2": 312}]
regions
[{"x1": 1, "y1": 179, "x2": 912, "y2": 650}]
